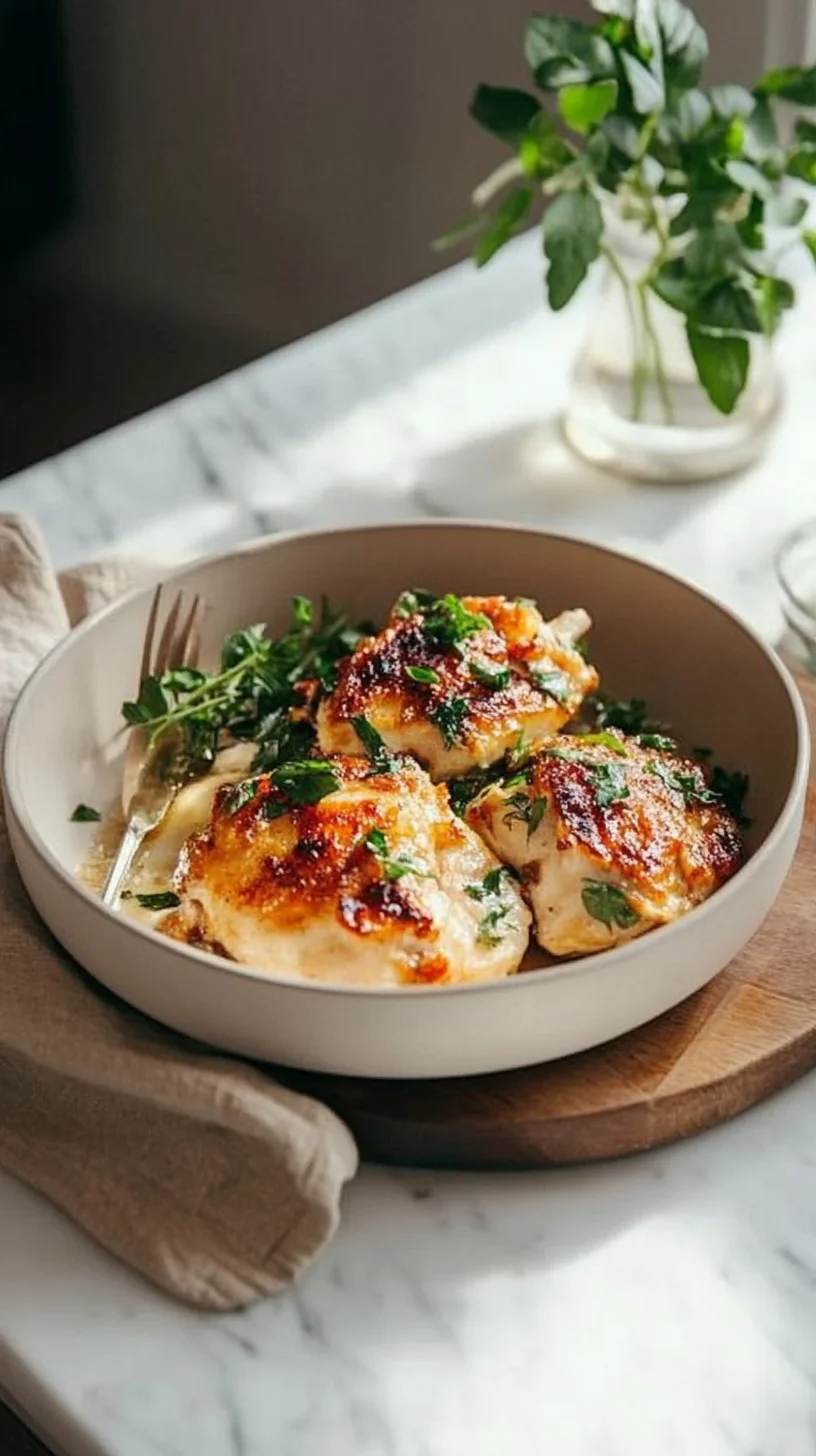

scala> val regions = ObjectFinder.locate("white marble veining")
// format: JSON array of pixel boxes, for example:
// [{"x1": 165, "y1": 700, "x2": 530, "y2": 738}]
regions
[{"x1": 2, "y1": 232, "x2": 816, "y2": 1456}]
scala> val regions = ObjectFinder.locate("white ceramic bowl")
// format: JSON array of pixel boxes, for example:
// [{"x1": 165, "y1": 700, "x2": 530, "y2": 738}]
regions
[{"x1": 3, "y1": 523, "x2": 809, "y2": 1078}]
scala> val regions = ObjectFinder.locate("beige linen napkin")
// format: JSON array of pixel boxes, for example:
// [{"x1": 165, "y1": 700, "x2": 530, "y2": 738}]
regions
[{"x1": 0, "y1": 515, "x2": 358, "y2": 1311}]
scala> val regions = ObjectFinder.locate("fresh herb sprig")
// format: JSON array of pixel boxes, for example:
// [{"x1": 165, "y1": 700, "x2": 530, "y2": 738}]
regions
[
  {"x1": 439, "y1": 0, "x2": 816, "y2": 417},
  {"x1": 362, "y1": 829, "x2": 435, "y2": 882},
  {"x1": 582, "y1": 879, "x2": 640, "y2": 930},
  {"x1": 466, "y1": 866, "x2": 520, "y2": 946},
  {"x1": 122, "y1": 596, "x2": 365, "y2": 777}
]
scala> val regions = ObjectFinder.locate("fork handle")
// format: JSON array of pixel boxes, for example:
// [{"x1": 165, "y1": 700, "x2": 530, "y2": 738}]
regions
[{"x1": 102, "y1": 820, "x2": 147, "y2": 908}]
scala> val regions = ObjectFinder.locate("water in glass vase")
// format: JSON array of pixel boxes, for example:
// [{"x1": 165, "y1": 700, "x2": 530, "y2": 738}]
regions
[{"x1": 563, "y1": 222, "x2": 783, "y2": 484}]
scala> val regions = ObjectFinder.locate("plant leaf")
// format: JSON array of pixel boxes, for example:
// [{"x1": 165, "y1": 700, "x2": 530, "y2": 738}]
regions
[
  {"x1": 621, "y1": 48, "x2": 664, "y2": 112},
  {"x1": 795, "y1": 117, "x2": 816, "y2": 146},
  {"x1": 803, "y1": 231, "x2": 816, "y2": 267},
  {"x1": 691, "y1": 280, "x2": 763, "y2": 335},
  {"x1": 656, "y1": 0, "x2": 708, "y2": 88},
  {"x1": 473, "y1": 185, "x2": 534, "y2": 267},
  {"x1": 469, "y1": 84, "x2": 542, "y2": 146},
  {"x1": 602, "y1": 114, "x2": 642, "y2": 158},
  {"x1": 684, "y1": 222, "x2": 742, "y2": 278},
  {"x1": 542, "y1": 188, "x2": 603, "y2": 310},
  {"x1": 687, "y1": 326, "x2": 750, "y2": 414},
  {"x1": 724, "y1": 159, "x2": 773, "y2": 199},
  {"x1": 650, "y1": 259, "x2": 701, "y2": 313},
  {"x1": 744, "y1": 97, "x2": 779, "y2": 163},
  {"x1": 525, "y1": 15, "x2": 615, "y2": 88},
  {"x1": 787, "y1": 148, "x2": 816, "y2": 185},
  {"x1": 432, "y1": 214, "x2": 487, "y2": 253},
  {"x1": 591, "y1": 0, "x2": 634, "y2": 15},
  {"x1": 754, "y1": 275, "x2": 794, "y2": 336},
  {"x1": 670, "y1": 87, "x2": 712, "y2": 141},
  {"x1": 757, "y1": 65, "x2": 816, "y2": 105},
  {"x1": 707, "y1": 84, "x2": 755, "y2": 119},
  {"x1": 668, "y1": 190, "x2": 731, "y2": 237},
  {"x1": 519, "y1": 112, "x2": 576, "y2": 178},
  {"x1": 558, "y1": 78, "x2": 618, "y2": 133}
]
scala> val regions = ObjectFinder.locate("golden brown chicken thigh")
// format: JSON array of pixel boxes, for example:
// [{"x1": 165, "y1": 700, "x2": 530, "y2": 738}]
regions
[
  {"x1": 465, "y1": 731, "x2": 743, "y2": 957},
  {"x1": 175, "y1": 753, "x2": 531, "y2": 985},
  {"x1": 316, "y1": 591, "x2": 598, "y2": 780}
]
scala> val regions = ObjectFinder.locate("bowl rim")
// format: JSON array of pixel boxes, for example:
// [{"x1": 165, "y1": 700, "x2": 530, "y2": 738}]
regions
[{"x1": 3, "y1": 518, "x2": 810, "y2": 1001}]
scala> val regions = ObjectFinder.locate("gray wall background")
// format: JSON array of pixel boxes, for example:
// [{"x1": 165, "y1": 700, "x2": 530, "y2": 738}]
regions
[{"x1": 43, "y1": 0, "x2": 779, "y2": 349}]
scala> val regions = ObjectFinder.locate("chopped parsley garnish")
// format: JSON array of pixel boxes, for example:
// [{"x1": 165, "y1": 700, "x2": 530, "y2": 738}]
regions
[
  {"x1": 362, "y1": 828, "x2": 434, "y2": 882},
  {"x1": 647, "y1": 760, "x2": 710, "y2": 806},
  {"x1": 224, "y1": 778, "x2": 261, "y2": 814},
  {"x1": 590, "y1": 762, "x2": 629, "y2": 808},
  {"x1": 637, "y1": 733, "x2": 678, "y2": 752},
  {"x1": 447, "y1": 762, "x2": 504, "y2": 817},
  {"x1": 469, "y1": 660, "x2": 511, "y2": 690},
  {"x1": 405, "y1": 665, "x2": 441, "y2": 684},
  {"x1": 270, "y1": 759, "x2": 341, "y2": 805},
  {"x1": 422, "y1": 593, "x2": 491, "y2": 647},
  {"x1": 70, "y1": 803, "x2": 101, "y2": 823},
  {"x1": 122, "y1": 596, "x2": 365, "y2": 780},
  {"x1": 430, "y1": 696, "x2": 469, "y2": 748},
  {"x1": 502, "y1": 789, "x2": 548, "y2": 837},
  {"x1": 529, "y1": 668, "x2": 570, "y2": 706},
  {"x1": 466, "y1": 866, "x2": 518, "y2": 946},
  {"x1": 590, "y1": 694, "x2": 654, "y2": 734},
  {"x1": 351, "y1": 715, "x2": 397, "y2": 772},
  {"x1": 710, "y1": 766, "x2": 751, "y2": 826},
  {"x1": 127, "y1": 890, "x2": 181, "y2": 912},
  {"x1": 576, "y1": 731, "x2": 628, "y2": 756},
  {"x1": 581, "y1": 880, "x2": 640, "y2": 930},
  {"x1": 393, "y1": 588, "x2": 437, "y2": 619}
]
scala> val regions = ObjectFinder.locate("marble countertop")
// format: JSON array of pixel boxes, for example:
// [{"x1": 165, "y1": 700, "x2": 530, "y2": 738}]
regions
[{"x1": 2, "y1": 232, "x2": 816, "y2": 1456}]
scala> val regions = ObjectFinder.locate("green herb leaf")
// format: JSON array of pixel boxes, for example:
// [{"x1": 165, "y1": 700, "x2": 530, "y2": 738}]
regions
[
  {"x1": 133, "y1": 891, "x2": 181, "y2": 912},
  {"x1": 590, "y1": 761, "x2": 630, "y2": 807},
  {"x1": 647, "y1": 759, "x2": 709, "y2": 805},
  {"x1": 292, "y1": 596, "x2": 313, "y2": 628},
  {"x1": 723, "y1": 159, "x2": 773, "y2": 199},
  {"x1": 469, "y1": 83, "x2": 541, "y2": 145},
  {"x1": 466, "y1": 866, "x2": 518, "y2": 946},
  {"x1": 474, "y1": 185, "x2": 534, "y2": 268},
  {"x1": 405, "y1": 665, "x2": 441, "y2": 685},
  {"x1": 591, "y1": 693, "x2": 653, "y2": 733},
  {"x1": 528, "y1": 796, "x2": 549, "y2": 835},
  {"x1": 543, "y1": 188, "x2": 603, "y2": 311},
  {"x1": 576, "y1": 731, "x2": 628, "y2": 755},
  {"x1": 224, "y1": 778, "x2": 260, "y2": 814},
  {"x1": 684, "y1": 222, "x2": 742, "y2": 279},
  {"x1": 637, "y1": 733, "x2": 678, "y2": 751},
  {"x1": 686, "y1": 325, "x2": 749, "y2": 415},
  {"x1": 708, "y1": 84, "x2": 755, "y2": 119},
  {"x1": 755, "y1": 276, "x2": 794, "y2": 337},
  {"x1": 351, "y1": 715, "x2": 397, "y2": 772},
  {"x1": 558, "y1": 79, "x2": 618, "y2": 133},
  {"x1": 709, "y1": 765, "x2": 751, "y2": 824},
  {"x1": 519, "y1": 112, "x2": 577, "y2": 179},
  {"x1": 362, "y1": 829, "x2": 434, "y2": 883},
  {"x1": 530, "y1": 668, "x2": 571, "y2": 705},
  {"x1": 269, "y1": 759, "x2": 341, "y2": 805},
  {"x1": 656, "y1": 0, "x2": 708, "y2": 88},
  {"x1": 70, "y1": 803, "x2": 101, "y2": 823},
  {"x1": 430, "y1": 697, "x2": 470, "y2": 749},
  {"x1": 392, "y1": 588, "x2": 437, "y2": 619},
  {"x1": 582, "y1": 880, "x2": 640, "y2": 930},
  {"x1": 650, "y1": 260, "x2": 702, "y2": 315},
  {"x1": 757, "y1": 65, "x2": 816, "y2": 105},
  {"x1": 469, "y1": 660, "x2": 511, "y2": 690},
  {"x1": 423, "y1": 594, "x2": 491, "y2": 646}
]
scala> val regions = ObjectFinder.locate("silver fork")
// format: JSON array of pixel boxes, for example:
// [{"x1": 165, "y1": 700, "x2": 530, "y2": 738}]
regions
[{"x1": 102, "y1": 585, "x2": 204, "y2": 908}]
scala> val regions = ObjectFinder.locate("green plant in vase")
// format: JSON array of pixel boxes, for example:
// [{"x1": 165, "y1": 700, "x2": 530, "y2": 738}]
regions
[{"x1": 437, "y1": 0, "x2": 816, "y2": 431}]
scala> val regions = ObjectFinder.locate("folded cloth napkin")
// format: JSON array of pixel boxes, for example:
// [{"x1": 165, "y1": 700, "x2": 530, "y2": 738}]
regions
[{"x1": 0, "y1": 515, "x2": 358, "y2": 1312}]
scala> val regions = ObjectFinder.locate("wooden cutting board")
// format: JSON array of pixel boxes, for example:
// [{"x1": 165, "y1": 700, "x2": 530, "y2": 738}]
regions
[{"x1": 281, "y1": 675, "x2": 816, "y2": 1169}]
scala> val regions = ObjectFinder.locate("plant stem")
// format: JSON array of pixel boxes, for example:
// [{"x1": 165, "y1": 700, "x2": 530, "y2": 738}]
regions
[
  {"x1": 637, "y1": 281, "x2": 675, "y2": 425},
  {"x1": 602, "y1": 244, "x2": 648, "y2": 421}
]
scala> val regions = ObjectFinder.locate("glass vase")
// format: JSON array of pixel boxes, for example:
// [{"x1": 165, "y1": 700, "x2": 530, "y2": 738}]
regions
[{"x1": 563, "y1": 211, "x2": 783, "y2": 484}]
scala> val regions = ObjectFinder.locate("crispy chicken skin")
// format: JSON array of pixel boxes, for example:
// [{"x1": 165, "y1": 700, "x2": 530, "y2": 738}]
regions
[
  {"x1": 316, "y1": 593, "x2": 598, "y2": 781},
  {"x1": 466, "y1": 732, "x2": 743, "y2": 957},
  {"x1": 175, "y1": 754, "x2": 530, "y2": 986}
]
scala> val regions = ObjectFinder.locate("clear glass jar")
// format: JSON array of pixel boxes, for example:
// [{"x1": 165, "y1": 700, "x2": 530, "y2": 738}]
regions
[
  {"x1": 563, "y1": 205, "x2": 784, "y2": 484},
  {"x1": 776, "y1": 519, "x2": 816, "y2": 677}
]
